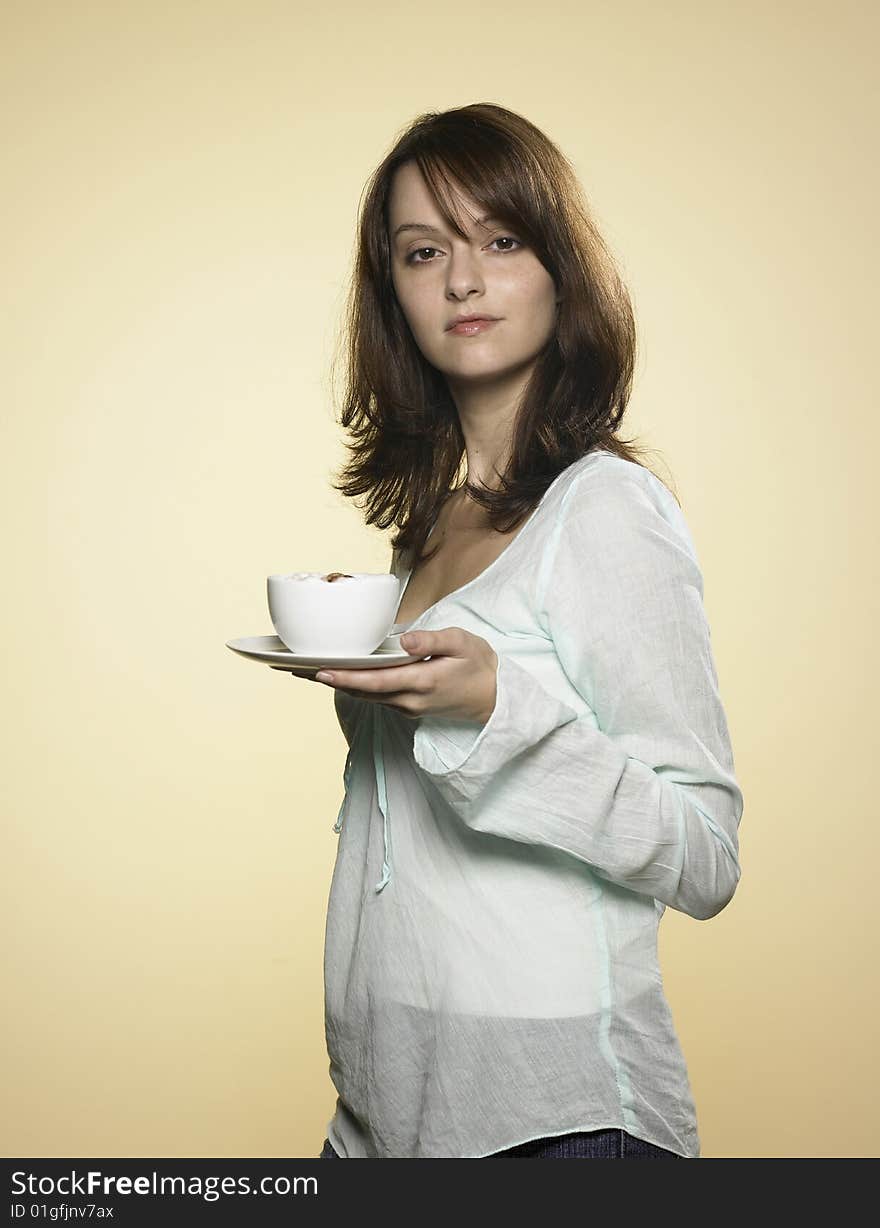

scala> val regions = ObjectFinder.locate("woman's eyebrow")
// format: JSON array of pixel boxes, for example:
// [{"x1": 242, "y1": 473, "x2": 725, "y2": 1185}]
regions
[{"x1": 392, "y1": 215, "x2": 500, "y2": 241}]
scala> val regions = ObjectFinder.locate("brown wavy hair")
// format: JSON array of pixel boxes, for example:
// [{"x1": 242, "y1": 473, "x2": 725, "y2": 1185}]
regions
[{"x1": 328, "y1": 102, "x2": 677, "y2": 566}]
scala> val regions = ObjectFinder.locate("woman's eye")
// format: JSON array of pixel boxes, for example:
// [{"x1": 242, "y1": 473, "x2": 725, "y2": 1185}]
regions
[
  {"x1": 406, "y1": 246, "x2": 439, "y2": 265},
  {"x1": 405, "y1": 236, "x2": 522, "y2": 265}
]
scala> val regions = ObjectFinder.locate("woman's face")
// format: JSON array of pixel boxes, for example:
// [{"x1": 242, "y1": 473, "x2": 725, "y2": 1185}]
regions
[{"x1": 387, "y1": 161, "x2": 559, "y2": 390}]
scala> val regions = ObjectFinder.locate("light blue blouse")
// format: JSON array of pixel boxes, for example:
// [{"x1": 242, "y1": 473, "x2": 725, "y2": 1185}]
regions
[{"x1": 323, "y1": 448, "x2": 744, "y2": 1158}]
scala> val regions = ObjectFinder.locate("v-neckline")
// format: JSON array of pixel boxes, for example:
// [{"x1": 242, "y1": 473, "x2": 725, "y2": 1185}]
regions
[{"x1": 391, "y1": 457, "x2": 591, "y2": 631}]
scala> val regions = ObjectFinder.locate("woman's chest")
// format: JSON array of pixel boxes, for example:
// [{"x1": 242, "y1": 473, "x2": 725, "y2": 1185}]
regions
[{"x1": 395, "y1": 515, "x2": 528, "y2": 627}]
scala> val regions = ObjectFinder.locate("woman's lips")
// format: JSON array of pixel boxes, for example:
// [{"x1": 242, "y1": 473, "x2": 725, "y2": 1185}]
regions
[{"x1": 447, "y1": 318, "x2": 499, "y2": 336}]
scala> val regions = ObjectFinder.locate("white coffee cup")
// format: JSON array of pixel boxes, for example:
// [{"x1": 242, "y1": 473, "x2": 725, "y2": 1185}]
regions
[{"x1": 267, "y1": 571, "x2": 401, "y2": 655}]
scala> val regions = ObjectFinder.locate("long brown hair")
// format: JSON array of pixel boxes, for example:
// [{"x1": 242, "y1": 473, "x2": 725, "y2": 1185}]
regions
[{"x1": 328, "y1": 102, "x2": 677, "y2": 565}]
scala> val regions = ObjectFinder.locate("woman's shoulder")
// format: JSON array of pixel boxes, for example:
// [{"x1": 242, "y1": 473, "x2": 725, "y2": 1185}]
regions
[
  {"x1": 559, "y1": 449, "x2": 680, "y2": 523},
  {"x1": 549, "y1": 450, "x2": 699, "y2": 571}
]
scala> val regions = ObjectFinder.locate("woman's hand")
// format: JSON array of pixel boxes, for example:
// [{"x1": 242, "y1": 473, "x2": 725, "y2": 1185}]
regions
[{"x1": 307, "y1": 627, "x2": 498, "y2": 725}]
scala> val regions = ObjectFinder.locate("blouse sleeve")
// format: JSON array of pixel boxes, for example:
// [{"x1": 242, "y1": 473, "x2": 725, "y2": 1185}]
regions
[{"x1": 411, "y1": 463, "x2": 744, "y2": 921}]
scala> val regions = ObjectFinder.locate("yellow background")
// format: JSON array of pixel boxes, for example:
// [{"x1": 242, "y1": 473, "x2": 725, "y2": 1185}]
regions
[{"x1": 3, "y1": 0, "x2": 877, "y2": 1159}]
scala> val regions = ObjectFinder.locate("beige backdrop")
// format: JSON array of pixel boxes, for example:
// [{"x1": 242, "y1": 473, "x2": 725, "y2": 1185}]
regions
[{"x1": 3, "y1": 0, "x2": 877, "y2": 1159}]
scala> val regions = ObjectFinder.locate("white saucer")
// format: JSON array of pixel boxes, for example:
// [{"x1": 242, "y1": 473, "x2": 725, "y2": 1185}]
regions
[{"x1": 226, "y1": 634, "x2": 428, "y2": 674}]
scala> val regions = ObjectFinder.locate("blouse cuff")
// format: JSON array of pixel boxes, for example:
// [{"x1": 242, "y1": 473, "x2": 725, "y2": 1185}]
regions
[{"x1": 412, "y1": 651, "x2": 579, "y2": 781}]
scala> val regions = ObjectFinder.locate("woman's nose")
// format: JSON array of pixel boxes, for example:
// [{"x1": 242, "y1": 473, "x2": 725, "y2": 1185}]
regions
[{"x1": 445, "y1": 249, "x2": 485, "y2": 298}]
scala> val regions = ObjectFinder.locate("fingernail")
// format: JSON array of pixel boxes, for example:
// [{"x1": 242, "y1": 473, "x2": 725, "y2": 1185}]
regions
[{"x1": 315, "y1": 672, "x2": 333, "y2": 682}]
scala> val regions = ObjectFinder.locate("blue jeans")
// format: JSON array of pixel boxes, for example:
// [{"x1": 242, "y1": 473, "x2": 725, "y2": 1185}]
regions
[{"x1": 319, "y1": 1128, "x2": 684, "y2": 1159}]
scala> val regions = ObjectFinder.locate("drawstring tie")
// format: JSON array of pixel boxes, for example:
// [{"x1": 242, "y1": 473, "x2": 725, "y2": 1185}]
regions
[
  {"x1": 331, "y1": 705, "x2": 393, "y2": 893},
  {"x1": 332, "y1": 743, "x2": 355, "y2": 834},
  {"x1": 371, "y1": 707, "x2": 392, "y2": 892}
]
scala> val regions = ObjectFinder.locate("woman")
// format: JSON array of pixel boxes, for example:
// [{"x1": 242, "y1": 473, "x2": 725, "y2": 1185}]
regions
[{"x1": 309, "y1": 103, "x2": 743, "y2": 1159}]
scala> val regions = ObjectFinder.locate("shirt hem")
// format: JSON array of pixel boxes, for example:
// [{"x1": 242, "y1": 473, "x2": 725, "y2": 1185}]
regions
[{"x1": 327, "y1": 1116, "x2": 696, "y2": 1159}]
